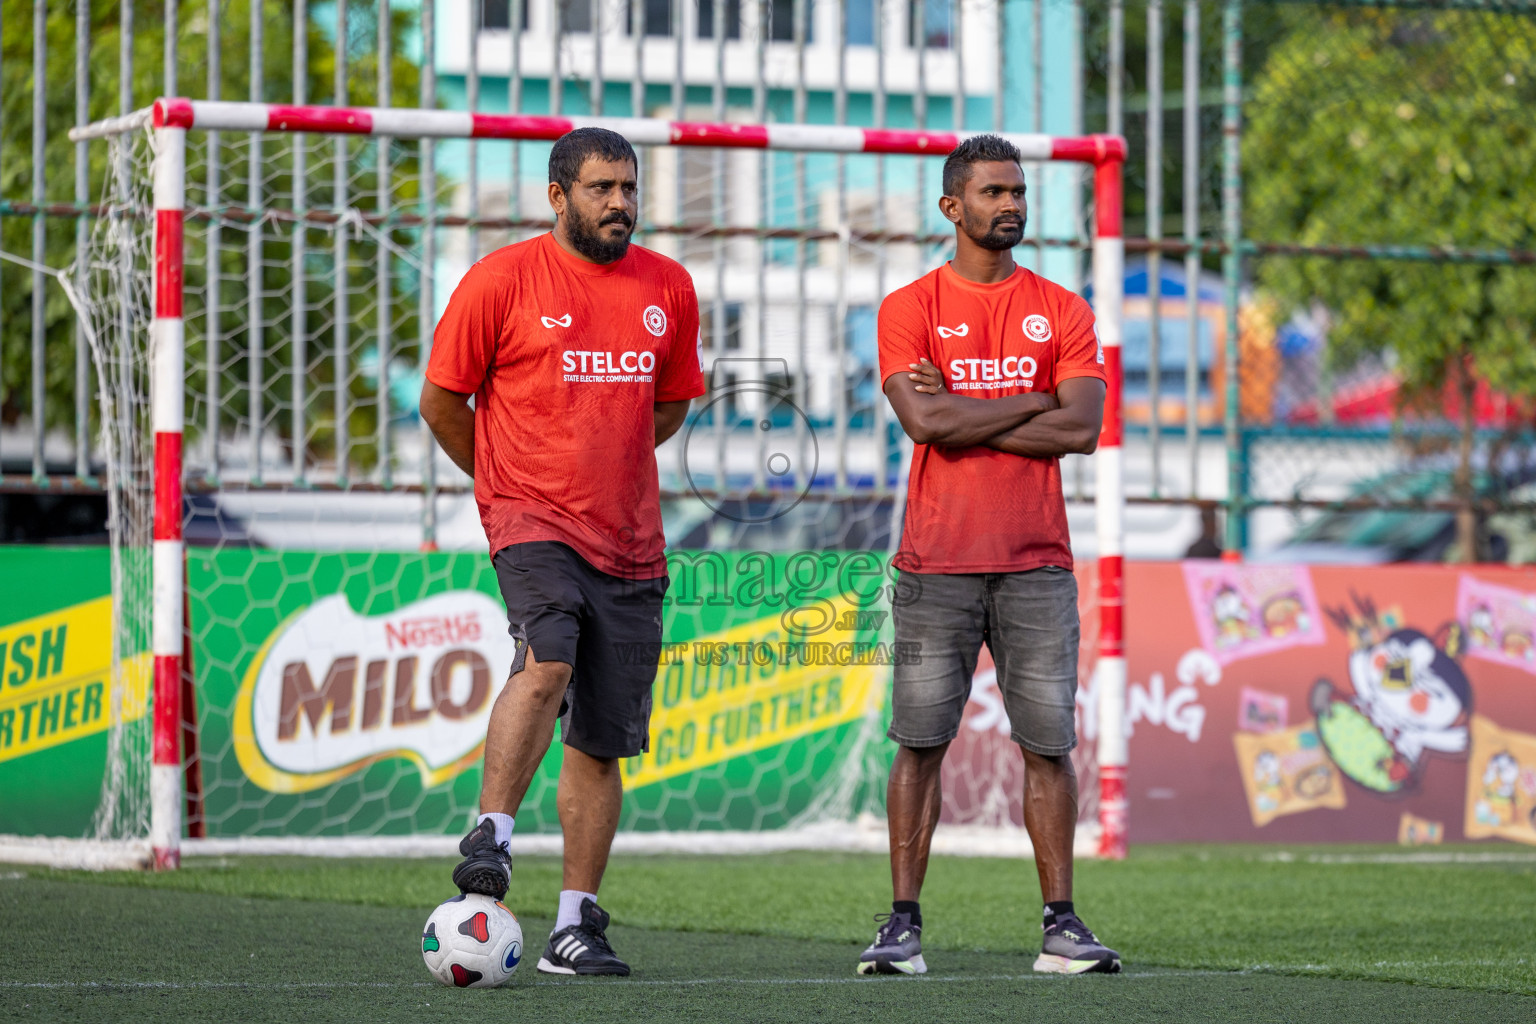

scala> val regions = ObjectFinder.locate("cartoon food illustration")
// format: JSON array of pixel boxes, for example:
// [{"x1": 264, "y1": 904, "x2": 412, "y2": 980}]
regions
[{"x1": 1261, "y1": 593, "x2": 1308, "y2": 638}]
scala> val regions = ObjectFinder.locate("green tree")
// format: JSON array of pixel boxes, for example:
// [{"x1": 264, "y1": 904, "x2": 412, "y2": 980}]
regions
[
  {"x1": 1, "y1": 0, "x2": 426, "y2": 468},
  {"x1": 1245, "y1": 7, "x2": 1536, "y2": 561}
]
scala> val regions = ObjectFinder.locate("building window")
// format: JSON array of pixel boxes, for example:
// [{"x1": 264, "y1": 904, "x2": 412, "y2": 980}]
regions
[
  {"x1": 625, "y1": 0, "x2": 674, "y2": 36},
  {"x1": 697, "y1": 0, "x2": 743, "y2": 39},
  {"x1": 845, "y1": 304, "x2": 878, "y2": 414},
  {"x1": 481, "y1": 0, "x2": 530, "y2": 31},
  {"x1": 846, "y1": 0, "x2": 874, "y2": 46},
  {"x1": 559, "y1": 0, "x2": 592, "y2": 33},
  {"x1": 908, "y1": 0, "x2": 953, "y2": 49},
  {"x1": 700, "y1": 302, "x2": 745, "y2": 353},
  {"x1": 764, "y1": 0, "x2": 813, "y2": 44}
]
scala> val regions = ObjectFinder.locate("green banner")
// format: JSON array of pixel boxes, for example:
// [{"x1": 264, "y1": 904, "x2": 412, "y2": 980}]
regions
[
  {"x1": 189, "y1": 548, "x2": 895, "y2": 837},
  {"x1": 0, "y1": 546, "x2": 128, "y2": 837}
]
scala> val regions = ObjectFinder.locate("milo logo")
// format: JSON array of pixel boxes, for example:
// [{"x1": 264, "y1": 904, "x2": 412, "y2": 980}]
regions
[{"x1": 233, "y1": 592, "x2": 514, "y2": 793}]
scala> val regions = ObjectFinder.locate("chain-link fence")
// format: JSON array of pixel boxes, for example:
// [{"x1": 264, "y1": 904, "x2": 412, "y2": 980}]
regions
[
  {"x1": 1238, "y1": 0, "x2": 1536, "y2": 564},
  {"x1": 1078, "y1": 0, "x2": 1536, "y2": 562},
  {"x1": 3, "y1": 0, "x2": 1535, "y2": 563}
]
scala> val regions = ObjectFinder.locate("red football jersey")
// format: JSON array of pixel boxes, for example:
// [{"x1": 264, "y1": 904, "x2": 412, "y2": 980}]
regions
[
  {"x1": 878, "y1": 262, "x2": 1105, "y2": 574},
  {"x1": 427, "y1": 233, "x2": 705, "y2": 579}
]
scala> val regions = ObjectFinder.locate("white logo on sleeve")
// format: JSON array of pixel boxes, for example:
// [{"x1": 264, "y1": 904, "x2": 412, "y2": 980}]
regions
[
  {"x1": 935, "y1": 323, "x2": 969, "y2": 339},
  {"x1": 1094, "y1": 323, "x2": 1105, "y2": 364},
  {"x1": 1023, "y1": 314, "x2": 1053, "y2": 342},
  {"x1": 540, "y1": 314, "x2": 572, "y2": 329},
  {"x1": 643, "y1": 305, "x2": 668, "y2": 337}
]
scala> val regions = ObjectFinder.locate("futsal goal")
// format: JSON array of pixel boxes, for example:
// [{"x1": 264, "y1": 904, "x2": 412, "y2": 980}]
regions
[{"x1": 39, "y1": 98, "x2": 1126, "y2": 869}]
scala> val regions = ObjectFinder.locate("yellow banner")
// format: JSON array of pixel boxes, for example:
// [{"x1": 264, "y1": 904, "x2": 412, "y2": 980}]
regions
[
  {"x1": 1464, "y1": 715, "x2": 1536, "y2": 846},
  {"x1": 621, "y1": 592, "x2": 887, "y2": 791},
  {"x1": 0, "y1": 597, "x2": 149, "y2": 762}
]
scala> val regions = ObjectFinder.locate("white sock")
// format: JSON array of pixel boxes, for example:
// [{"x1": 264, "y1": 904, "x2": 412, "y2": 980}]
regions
[
  {"x1": 476, "y1": 812, "x2": 514, "y2": 852},
  {"x1": 555, "y1": 889, "x2": 597, "y2": 932}
]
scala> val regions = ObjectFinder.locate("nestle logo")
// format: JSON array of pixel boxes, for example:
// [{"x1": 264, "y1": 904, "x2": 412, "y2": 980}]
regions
[{"x1": 385, "y1": 614, "x2": 482, "y2": 651}]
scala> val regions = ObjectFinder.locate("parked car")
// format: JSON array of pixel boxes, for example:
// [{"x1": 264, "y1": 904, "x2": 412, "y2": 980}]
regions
[{"x1": 1263, "y1": 467, "x2": 1536, "y2": 564}]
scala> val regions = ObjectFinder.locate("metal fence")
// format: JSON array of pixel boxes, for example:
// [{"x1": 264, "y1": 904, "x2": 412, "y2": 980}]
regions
[{"x1": 3, "y1": 0, "x2": 1535, "y2": 562}]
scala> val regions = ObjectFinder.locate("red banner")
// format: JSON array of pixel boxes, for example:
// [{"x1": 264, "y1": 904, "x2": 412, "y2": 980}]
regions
[{"x1": 943, "y1": 562, "x2": 1536, "y2": 845}]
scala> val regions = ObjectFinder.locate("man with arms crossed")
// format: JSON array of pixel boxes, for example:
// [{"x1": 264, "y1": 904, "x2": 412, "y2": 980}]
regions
[
  {"x1": 421, "y1": 128, "x2": 704, "y2": 977},
  {"x1": 858, "y1": 135, "x2": 1120, "y2": 976}
]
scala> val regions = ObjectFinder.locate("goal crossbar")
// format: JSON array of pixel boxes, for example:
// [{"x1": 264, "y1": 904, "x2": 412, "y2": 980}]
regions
[{"x1": 70, "y1": 98, "x2": 1128, "y2": 868}]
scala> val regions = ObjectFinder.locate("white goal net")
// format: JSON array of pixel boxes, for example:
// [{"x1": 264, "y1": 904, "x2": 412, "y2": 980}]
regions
[{"x1": 46, "y1": 99, "x2": 1123, "y2": 866}]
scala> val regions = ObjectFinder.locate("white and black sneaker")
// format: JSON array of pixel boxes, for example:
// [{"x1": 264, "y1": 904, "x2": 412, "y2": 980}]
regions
[
  {"x1": 537, "y1": 897, "x2": 631, "y2": 976},
  {"x1": 451, "y1": 819, "x2": 512, "y2": 899}
]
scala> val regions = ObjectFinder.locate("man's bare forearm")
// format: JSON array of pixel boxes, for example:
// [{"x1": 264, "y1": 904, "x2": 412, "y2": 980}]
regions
[
  {"x1": 985, "y1": 407, "x2": 1101, "y2": 457},
  {"x1": 909, "y1": 391, "x2": 1059, "y2": 447},
  {"x1": 654, "y1": 400, "x2": 691, "y2": 447},
  {"x1": 421, "y1": 390, "x2": 477, "y2": 477}
]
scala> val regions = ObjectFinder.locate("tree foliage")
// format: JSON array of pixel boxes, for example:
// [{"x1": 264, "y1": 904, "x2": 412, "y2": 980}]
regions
[
  {"x1": 1245, "y1": 8, "x2": 1536, "y2": 402},
  {"x1": 0, "y1": 0, "x2": 425, "y2": 442},
  {"x1": 1245, "y1": 6, "x2": 1536, "y2": 559}
]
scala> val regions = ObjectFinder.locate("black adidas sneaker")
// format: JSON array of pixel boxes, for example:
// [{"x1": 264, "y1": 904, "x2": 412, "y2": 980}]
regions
[
  {"x1": 451, "y1": 819, "x2": 512, "y2": 899},
  {"x1": 537, "y1": 897, "x2": 631, "y2": 976}
]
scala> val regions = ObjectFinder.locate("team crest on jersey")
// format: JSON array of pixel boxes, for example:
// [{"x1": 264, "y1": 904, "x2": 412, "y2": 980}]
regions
[
  {"x1": 936, "y1": 323, "x2": 969, "y2": 339},
  {"x1": 643, "y1": 305, "x2": 668, "y2": 337},
  {"x1": 1023, "y1": 314, "x2": 1052, "y2": 343}
]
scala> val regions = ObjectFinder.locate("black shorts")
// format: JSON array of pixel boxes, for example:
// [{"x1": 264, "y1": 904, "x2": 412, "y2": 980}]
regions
[{"x1": 493, "y1": 541, "x2": 668, "y2": 759}]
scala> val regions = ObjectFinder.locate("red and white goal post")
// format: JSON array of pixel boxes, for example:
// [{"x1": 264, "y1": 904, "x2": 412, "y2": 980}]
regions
[{"x1": 65, "y1": 98, "x2": 1127, "y2": 868}]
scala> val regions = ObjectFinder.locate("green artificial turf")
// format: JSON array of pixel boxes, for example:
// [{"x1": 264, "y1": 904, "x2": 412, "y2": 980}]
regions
[{"x1": 5, "y1": 844, "x2": 1536, "y2": 1022}]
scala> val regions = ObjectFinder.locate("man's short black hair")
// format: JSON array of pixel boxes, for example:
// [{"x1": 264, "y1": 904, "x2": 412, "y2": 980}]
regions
[
  {"x1": 942, "y1": 134, "x2": 1024, "y2": 197},
  {"x1": 548, "y1": 127, "x2": 638, "y2": 195}
]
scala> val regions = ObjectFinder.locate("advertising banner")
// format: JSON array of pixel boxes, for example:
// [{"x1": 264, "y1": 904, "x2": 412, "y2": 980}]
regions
[
  {"x1": 11, "y1": 546, "x2": 1536, "y2": 846},
  {"x1": 0, "y1": 547, "x2": 146, "y2": 837},
  {"x1": 188, "y1": 548, "x2": 893, "y2": 837},
  {"x1": 1120, "y1": 562, "x2": 1536, "y2": 845}
]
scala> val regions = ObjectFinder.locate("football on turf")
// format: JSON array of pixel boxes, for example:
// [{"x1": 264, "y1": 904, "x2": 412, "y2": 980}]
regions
[{"x1": 421, "y1": 893, "x2": 524, "y2": 987}]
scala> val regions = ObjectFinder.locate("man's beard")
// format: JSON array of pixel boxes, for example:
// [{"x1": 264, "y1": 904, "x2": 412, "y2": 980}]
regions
[
  {"x1": 962, "y1": 206, "x2": 1026, "y2": 251},
  {"x1": 566, "y1": 206, "x2": 635, "y2": 263}
]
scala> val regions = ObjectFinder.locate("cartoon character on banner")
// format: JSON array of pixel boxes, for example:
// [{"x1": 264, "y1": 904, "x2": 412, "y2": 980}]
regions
[
  {"x1": 1252, "y1": 751, "x2": 1285, "y2": 815},
  {"x1": 1468, "y1": 603, "x2": 1496, "y2": 648},
  {"x1": 1476, "y1": 752, "x2": 1520, "y2": 827},
  {"x1": 1232, "y1": 725, "x2": 1346, "y2": 827},
  {"x1": 1212, "y1": 584, "x2": 1257, "y2": 647},
  {"x1": 1310, "y1": 593, "x2": 1472, "y2": 796},
  {"x1": 1465, "y1": 717, "x2": 1536, "y2": 843}
]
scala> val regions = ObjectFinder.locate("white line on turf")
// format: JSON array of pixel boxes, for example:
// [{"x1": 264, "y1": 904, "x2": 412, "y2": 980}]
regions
[
  {"x1": 5, "y1": 963, "x2": 1528, "y2": 992},
  {"x1": 1259, "y1": 851, "x2": 1536, "y2": 865},
  {"x1": 0, "y1": 972, "x2": 1204, "y2": 990}
]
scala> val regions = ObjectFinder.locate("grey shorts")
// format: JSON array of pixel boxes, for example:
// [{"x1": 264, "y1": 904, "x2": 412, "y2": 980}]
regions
[{"x1": 889, "y1": 566, "x2": 1079, "y2": 755}]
